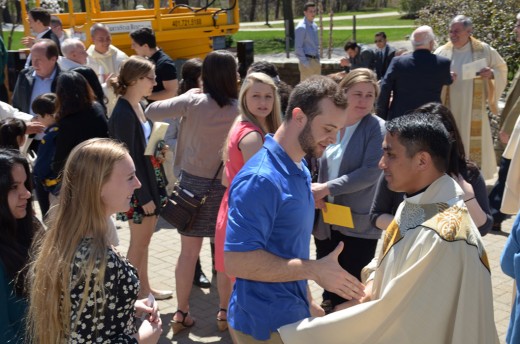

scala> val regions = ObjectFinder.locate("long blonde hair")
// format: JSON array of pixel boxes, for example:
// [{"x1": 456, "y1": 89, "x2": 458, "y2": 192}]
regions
[
  {"x1": 27, "y1": 138, "x2": 129, "y2": 343},
  {"x1": 223, "y1": 72, "x2": 282, "y2": 161}
]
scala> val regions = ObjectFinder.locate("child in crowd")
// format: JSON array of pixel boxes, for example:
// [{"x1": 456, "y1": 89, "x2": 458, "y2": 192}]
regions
[
  {"x1": 0, "y1": 117, "x2": 26, "y2": 149},
  {"x1": 31, "y1": 93, "x2": 59, "y2": 220}
]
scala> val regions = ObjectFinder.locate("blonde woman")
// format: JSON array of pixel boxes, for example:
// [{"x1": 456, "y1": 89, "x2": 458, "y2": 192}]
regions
[
  {"x1": 27, "y1": 138, "x2": 162, "y2": 343},
  {"x1": 312, "y1": 68, "x2": 386, "y2": 311},
  {"x1": 214, "y1": 72, "x2": 282, "y2": 332},
  {"x1": 108, "y1": 56, "x2": 171, "y2": 300}
]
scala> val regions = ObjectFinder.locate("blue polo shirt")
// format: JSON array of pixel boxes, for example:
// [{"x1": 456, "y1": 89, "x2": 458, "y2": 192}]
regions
[{"x1": 225, "y1": 134, "x2": 314, "y2": 340}]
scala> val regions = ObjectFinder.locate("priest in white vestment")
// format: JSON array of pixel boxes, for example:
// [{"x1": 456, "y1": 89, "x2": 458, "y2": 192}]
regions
[
  {"x1": 435, "y1": 15, "x2": 507, "y2": 180},
  {"x1": 279, "y1": 113, "x2": 499, "y2": 344},
  {"x1": 494, "y1": 13, "x2": 520, "y2": 220}
]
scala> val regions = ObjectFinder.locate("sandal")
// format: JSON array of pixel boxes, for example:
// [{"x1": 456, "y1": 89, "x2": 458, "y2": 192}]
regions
[
  {"x1": 171, "y1": 310, "x2": 195, "y2": 335},
  {"x1": 216, "y1": 308, "x2": 228, "y2": 332}
]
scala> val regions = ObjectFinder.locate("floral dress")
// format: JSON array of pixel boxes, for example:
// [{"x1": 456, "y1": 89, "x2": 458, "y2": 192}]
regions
[{"x1": 68, "y1": 238, "x2": 139, "y2": 343}]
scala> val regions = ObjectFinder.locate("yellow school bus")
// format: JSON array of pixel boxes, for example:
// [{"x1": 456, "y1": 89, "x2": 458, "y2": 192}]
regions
[{"x1": 21, "y1": 0, "x2": 239, "y2": 59}]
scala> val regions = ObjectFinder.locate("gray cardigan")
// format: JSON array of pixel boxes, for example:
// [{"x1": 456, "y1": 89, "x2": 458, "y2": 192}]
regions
[{"x1": 314, "y1": 114, "x2": 386, "y2": 240}]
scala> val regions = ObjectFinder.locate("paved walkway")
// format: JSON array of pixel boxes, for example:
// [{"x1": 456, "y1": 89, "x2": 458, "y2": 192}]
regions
[
  {"x1": 239, "y1": 25, "x2": 414, "y2": 32},
  {"x1": 115, "y1": 208, "x2": 515, "y2": 343}
]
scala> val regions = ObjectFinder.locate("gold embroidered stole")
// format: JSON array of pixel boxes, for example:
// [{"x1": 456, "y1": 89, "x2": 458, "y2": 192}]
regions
[{"x1": 380, "y1": 201, "x2": 490, "y2": 271}]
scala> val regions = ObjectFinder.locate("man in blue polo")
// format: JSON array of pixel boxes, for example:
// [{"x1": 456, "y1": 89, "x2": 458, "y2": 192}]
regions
[
  {"x1": 224, "y1": 76, "x2": 365, "y2": 343},
  {"x1": 294, "y1": 2, "x2": 320, "y2": 81}
]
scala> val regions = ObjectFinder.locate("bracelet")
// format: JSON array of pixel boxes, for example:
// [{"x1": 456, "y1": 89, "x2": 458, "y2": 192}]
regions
[{"x1": 464, "y1": 197, "x2": 475, "y2": 203}]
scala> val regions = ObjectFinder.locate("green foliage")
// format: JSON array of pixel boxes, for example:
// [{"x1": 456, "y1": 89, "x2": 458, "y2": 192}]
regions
[
  {"x1": 417, "y1": 0, "x2": 520, "y2": 79},
  {"x1": 399, "y1": 0, "x2": 431, "y2": 18}
]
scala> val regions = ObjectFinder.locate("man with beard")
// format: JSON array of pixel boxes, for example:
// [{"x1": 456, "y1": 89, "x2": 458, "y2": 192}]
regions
[
  {"x1": 224, "y1": 76, "x2": 365, "y2": 343},
  {"x1": 279, "y1": 113, "x2": 499, "y2": 344}
]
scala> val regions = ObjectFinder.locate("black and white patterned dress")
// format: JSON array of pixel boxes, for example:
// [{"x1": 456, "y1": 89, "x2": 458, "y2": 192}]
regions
[{"x1": 68, "y1": 238, "x2": 140, "y2": 343}]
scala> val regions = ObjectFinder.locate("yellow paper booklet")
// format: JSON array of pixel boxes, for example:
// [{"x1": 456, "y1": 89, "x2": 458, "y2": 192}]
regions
[
  {"x1": 144, "y1": 121, "x2": 169, "y2": 156},
  {"x1": 321, "y1": 202, "x2": 354, "y2": 228}
]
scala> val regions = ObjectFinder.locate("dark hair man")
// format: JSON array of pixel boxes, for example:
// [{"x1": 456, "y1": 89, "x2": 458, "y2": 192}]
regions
[
  {"x1": 130, "y1": 27, "x2": 178, "y2": 100},
  {"x1": 225, "y1": 76, "x2": 364, "y2": 343},
  {"x1": 280, "y1": 113, "x2": 499, "y2": 344}
]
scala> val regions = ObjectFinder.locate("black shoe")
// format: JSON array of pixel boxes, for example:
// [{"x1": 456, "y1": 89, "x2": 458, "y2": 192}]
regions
[
  {"x1": 193, "y1": 271, "x2": 211, "y2": 288},
  {"x1": 492, "y1": 222, "x2": 502, "y2": 232}
]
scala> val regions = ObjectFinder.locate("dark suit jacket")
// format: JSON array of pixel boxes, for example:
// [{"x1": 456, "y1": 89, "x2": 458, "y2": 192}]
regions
[
  {"x1": 376, "y1": 49, "x2": 452, "y2": 121},
  {"x1": 374, "y1": 44, "x2": 396, "y2": 80},
  {"x1": 109, "y1": 98, "x2": 163, "y2": 209},
  {"x1": 41, "y1": 29, "x2": 62, "y2": 55},
  {"x1": 11, "y1": 65, "x2": 61, "y2": 113}
]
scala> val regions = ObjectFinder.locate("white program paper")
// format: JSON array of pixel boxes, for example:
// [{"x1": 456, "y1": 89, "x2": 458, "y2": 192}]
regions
[
  {"x1": 144, "y1": 121, "x2": 169, "y2": 156},
  {"x1": 462, "y1": 58, "x2": 487, "y2": 80}
]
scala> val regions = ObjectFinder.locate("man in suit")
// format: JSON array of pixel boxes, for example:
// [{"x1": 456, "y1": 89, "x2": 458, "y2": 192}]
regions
[
  {"x1": 12, "y1": 39, "x2": 61, "y2": 221},
  {"x1": 376, "y1": 26, "x2": 452, "y2": 121},
  {"x1": 340, "y1": 40, "x2": 375, "y2": 73},
  {"x1": 22, "y1": 7, "x2": 61, "y2": 65},
  {"x1": 373, "y1": 31, "x2": 396, "y2": 80},
  {"x1": 12, "y1": 39, "x2": 61, "y2": 116}
]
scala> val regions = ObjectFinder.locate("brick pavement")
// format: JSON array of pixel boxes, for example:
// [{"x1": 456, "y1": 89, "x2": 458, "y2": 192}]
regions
[{"x1": 114, "y1": 213, "x2": 515, "y2": 343}]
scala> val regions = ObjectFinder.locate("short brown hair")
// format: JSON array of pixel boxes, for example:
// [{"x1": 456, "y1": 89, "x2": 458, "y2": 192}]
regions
[
  {"x1": 29, "y1": 7, "x2": 51, "y2": 26},
  {"x1": 304, "y1": 2, "x2": 316, "y2": 11},
  {"x1": 285, "y1": 75, "x2": 346, "y2": 122}
]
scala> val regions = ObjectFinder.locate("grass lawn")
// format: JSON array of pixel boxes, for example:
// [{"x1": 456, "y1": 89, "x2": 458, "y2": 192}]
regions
[
  {"x1": 1, "y1": 31, "x2": 24, "y2": 50},
  {"x1": 249, "y1": 15, "x2": 414, "y2": 29},
  {"x1": 233, "y1": 28, "x2": 413, "y2": 55}
]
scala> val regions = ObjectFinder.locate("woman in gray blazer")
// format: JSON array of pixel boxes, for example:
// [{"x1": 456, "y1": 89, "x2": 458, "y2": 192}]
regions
[{"x1": 312, "y1": 68, "x2": 386, "y2": 311}]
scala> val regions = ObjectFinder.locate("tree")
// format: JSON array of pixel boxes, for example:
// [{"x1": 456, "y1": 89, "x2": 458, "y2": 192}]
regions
[
  {"x1": 249, "y1": 0, "x2": 257, "y2": 21},
  {"x1": 399, "y1": 0, "x2": 431, "y2": 18},
  {"x1": 282, "y1": 0, "x2": 294, "y2": 47},
  {"x1": 417, "y1": 0, "x2": 520, "y2": 78}
]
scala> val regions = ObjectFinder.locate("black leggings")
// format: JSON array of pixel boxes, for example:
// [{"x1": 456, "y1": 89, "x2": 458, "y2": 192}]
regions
[{"x1": 314, "y1": 230, "x2": 378, "y2": 307}]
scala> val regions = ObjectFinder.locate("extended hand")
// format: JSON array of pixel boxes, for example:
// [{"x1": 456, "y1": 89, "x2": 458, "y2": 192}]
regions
[
  {"x1": 26, "y1": 121, "x2": 45, "y2": 135},
  {"x1": 313, "y1": 242, "x2": 365, "y2": 300}
]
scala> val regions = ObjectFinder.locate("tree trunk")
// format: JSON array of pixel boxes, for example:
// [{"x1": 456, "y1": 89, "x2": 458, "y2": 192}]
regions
[
  {"x1": 249, "y1": 0, "x2": 257, "y2": 21},
  {"x1": 282, "y1": 0, "x2": 294, "y2": 47},
  {"x1": 275, "y1": 0, "x2": 280, "y2": 19}
]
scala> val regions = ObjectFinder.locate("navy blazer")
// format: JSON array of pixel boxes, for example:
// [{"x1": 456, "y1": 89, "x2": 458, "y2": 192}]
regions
[
  {"x1": 374, "y1": 44, "x2": 396, "y2": 80},
  {"x1": 376, "y1": 49, "x2": 452, "y2": 121},
  {"x1": 314, "y1": 114, "x2": 386, "y2": 241}
]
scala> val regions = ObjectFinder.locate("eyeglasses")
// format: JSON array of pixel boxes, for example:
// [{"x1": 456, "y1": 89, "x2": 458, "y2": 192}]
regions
[
  {"x1": 374, "y1": 39, "x2": 384, "y2": 43},
  {"x1": 142, "y1": 75, "x2": 156, "y2": 82}
]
